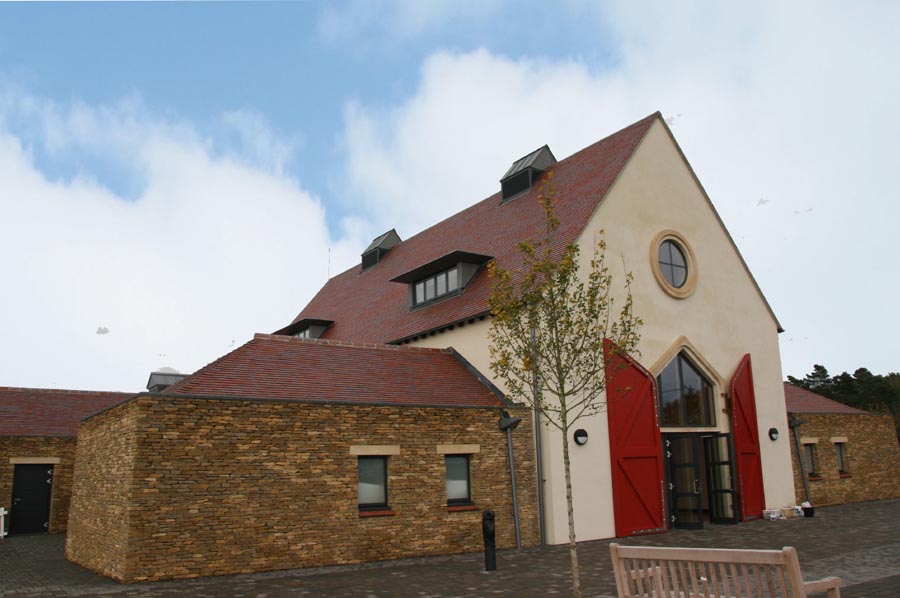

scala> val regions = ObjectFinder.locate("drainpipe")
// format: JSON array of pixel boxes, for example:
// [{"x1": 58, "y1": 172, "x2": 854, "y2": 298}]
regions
[
  {"x1": 531, "y1": 324, "x2": 547, "y2": 546},
  {"x1": 789, "y1": 415, "x2": 811, "y2": 504},
  {"x1": 499, "y1": 411, "x2": 523, "y2": 548}
]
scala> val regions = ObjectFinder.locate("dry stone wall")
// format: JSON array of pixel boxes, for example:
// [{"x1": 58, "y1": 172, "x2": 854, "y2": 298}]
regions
[
  {"x1": 65, "y1": 399, "x2": 142, "y2": 581},
  {"x1": 66, "y1": 396, "x2": 538, "y2": 582},
  {"x1": 788, "y1": 412, "x2": 900, "y2": 506}
]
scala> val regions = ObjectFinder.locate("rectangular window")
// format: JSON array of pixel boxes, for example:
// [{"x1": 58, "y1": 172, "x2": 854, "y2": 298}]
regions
[
  {"x1": 412, "y1": 266, "x2": 460, "y2": 306},
  {"x1": 835, "y1": 442, "x2": 849, "y2": 474},
  {"x1": 415, "y1": 282, "x2": 425, "y2": 304},
  {"x1": 445, "y1": 455, "x2": 471, "y2": 505},
  {"x1": 803, "y1": 444, "x2": 818, "y2": 478},
  {"x1": 358, "y1": 456, "x2": 388, "y2": 510},
  {"x1": 295, "y1": 328, "x2": 310, "y2": 339}
]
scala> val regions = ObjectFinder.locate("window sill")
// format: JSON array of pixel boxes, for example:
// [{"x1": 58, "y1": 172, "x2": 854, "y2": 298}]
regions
[
  {"x1": 808, "y1": 475, "x2": 822, "y2": 482},
  {"x1": 359, "y1": 509, "x2": 395, "y2": 518},
  {"x1": 839, "y1": 472, "x2": 852, "y2": 478},
  {"x1": 447, "y1": 504, "x2": 479, "y2": 513}
]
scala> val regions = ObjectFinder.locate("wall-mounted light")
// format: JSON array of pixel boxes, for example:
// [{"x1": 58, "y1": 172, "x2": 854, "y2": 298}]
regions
[
  {"x1": 574, "y1": 429, "x2": 589, "y2": 446},
  {"x1": 768, "y1": 427, "x2": 779, "y2": 441}
]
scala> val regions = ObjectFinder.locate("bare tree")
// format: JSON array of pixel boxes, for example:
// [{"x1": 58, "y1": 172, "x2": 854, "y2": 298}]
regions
[{"x1": 488, "y1": 173, "x2": 642, "y2": 598}]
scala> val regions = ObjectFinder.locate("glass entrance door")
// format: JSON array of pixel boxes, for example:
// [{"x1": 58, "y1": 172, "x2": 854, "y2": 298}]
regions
[
  {"x1": 664, "y1": 435, "x2": 703, "y2": 529},
  {"x1": 704, "y1": 434, "x2": 738, "y2": 524}
]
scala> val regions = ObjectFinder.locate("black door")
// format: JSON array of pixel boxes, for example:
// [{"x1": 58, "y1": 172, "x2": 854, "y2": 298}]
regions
[
  {"x1": 10, "y1": 464, "x2": 53, "y2": 535},
  {"x1": 664, "y1": 435, "x2": 703, "y2": 529},
  {"x1": 704, "y1": 434, "x2": 739, "y2": 524}
]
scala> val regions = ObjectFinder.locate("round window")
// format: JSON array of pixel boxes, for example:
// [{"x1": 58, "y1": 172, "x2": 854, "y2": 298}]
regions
[
  {"x1": 650, "y1": 231, "x2": 697, "y2": 298},
  {"x1": 658, "y1": 240, "x2": 687, "y2": 288}
]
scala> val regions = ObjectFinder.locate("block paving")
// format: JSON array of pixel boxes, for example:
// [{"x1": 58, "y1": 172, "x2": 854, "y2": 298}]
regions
[{"x1": 1, "y1": 498, "x2": 897, "y2": 597}]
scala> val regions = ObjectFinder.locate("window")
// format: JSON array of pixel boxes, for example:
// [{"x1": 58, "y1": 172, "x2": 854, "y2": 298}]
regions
[
  {"x1": 358, "y1": 456, "x2": 388, "y2": 511},
  {"x1": 803, "y1": 444, "x2": 819, "y2": 478},
  {"x1": 835, "y1": 442, "x2": 849, "y2": 474},
  {"x1": 657, "y1": 352, "x2": 716, "y2": 427},
  {"x1": 413, "y1": 266, "x2": 459, "y2": 306},
  {"x1": 650, "y1": 231, "x2": 697, "y2": 298},
  {"x1": 445, "y1": 455, "x2": 472, "y2": 506},
  {"x1": 295, "y1": 328, "x2": 310, "y2": 339},
  {"x1": 658, "y1": 240, "x2": 687, "y2": 288}
]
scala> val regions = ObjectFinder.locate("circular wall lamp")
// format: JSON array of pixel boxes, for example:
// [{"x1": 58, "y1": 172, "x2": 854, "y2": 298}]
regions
[
  {"x1": 768, "y1": 428, "x2": 779, "y2": 441},
  {"x1": 573, "y1": 429, "x2": 589, "y2": 446}
]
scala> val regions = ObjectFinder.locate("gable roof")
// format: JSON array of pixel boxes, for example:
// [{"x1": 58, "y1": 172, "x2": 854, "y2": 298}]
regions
[
  {"x1": 164, "y1": 333, "x2": 506, "y2": 409},
  {"x1": 290, "y1": 112, "x2": 660, "y2": 344},
  {"x1": 783, "y1": 383, "x2": 867, "y2": 414},
  {"x1": 0, "y1": 387, "x2": 133, "y2": 437}
]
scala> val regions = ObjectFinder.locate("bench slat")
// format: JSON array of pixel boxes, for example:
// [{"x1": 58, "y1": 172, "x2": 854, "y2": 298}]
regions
[{"x1": 610, "y1": 543, "x2": 842, "y2": 598}]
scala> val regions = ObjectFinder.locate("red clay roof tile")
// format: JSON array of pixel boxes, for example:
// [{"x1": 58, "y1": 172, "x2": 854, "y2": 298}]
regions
[
  {"x1": 783, "y1": 382, "x2": 867, "y2": 414},
  {"x1": 0, "y1": 387, "x2": 133, "y2": 436},
  {"x1": 164, "y1": 334, "x2": 505, "y2": 408},
  {"x1": 290, "y1": 113, "x2": 660, "y2": 343}
]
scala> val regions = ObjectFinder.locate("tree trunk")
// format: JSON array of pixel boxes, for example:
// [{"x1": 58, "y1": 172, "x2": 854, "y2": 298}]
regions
[{"x1": 562, "y1": 420, "x2": 581, "y2": 598}]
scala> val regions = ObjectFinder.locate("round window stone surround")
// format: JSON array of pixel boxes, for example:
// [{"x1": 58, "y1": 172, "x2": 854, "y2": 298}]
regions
[{"x1": 650, "y1": 230, "x2": 697, "y2": 299}]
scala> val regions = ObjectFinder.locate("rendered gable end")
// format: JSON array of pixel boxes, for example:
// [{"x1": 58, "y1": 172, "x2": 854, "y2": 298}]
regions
[{"x1": 584, "y1": 117, "x2": 794, "y2": 520}]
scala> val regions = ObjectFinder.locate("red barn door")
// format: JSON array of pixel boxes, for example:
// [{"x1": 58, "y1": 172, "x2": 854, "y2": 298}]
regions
[
  {"x1": 604, "y1": 340, "x2": 666, "y2": 537},
  {"x1": 729, "y1": 354, "x2": 766, "y2": 520}
]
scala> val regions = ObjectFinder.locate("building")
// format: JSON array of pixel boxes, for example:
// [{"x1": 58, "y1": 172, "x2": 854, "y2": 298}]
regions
[
  {"x1": 64, "y1": 111, "x2": 796, "y2": 581},
  {"x1": 0, "y1": 387, "x2": 130, "y2": 535},
  {"x1": 280, "y1": 111, "x2": 794, "y2": 539},
  {"x1": 784, "y1": 382, "x2": 900, "y2": 506},
  {"x1": 65, "y1": 337, "x2": 537, "y2": 582}
]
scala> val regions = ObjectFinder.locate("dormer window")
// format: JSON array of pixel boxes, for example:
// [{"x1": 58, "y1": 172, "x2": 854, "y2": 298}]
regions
[
  {"x1": 500, "y1": 144, "x2": 557, "y2": 202},
  {"x1": 272, "y1": 318, "x2": 334, "y2": 339},
  {"x1": 391, "y1": 251, "x2": 493, "y2": 309},
  {"x1": 414, "y1": 266, "x2": 459, "y2": 306},
  {"x1": 361, "y1": 229, "x2": 401, "y2": 271}
]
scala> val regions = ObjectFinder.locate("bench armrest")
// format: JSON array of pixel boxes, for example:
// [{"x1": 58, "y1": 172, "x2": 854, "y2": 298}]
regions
[{"x1": 804, "y1": 576, "x2": 841, "y2": 597}]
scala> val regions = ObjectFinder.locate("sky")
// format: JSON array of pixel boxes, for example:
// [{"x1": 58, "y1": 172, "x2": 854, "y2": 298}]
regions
[{"x1": 0, "y1": 1, "x2": 897, "y2": 392}]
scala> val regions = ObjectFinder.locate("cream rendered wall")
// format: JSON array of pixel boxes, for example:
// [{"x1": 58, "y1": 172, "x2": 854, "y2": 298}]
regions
[
  {"x1": 411, "y1": 117, "x2": 795, "y2": 544},
  {"x1": 580, "y1": 118, "x2": 796, "y2": 533}
]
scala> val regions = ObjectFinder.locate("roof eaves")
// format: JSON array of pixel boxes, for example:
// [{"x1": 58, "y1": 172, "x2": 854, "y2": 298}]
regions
[
  {"x1": 446, "y1": 347, "x2": 510, "y2": 406},
  {"x1": 388, "y1": 310, "x2": 492, "y2": 345}
]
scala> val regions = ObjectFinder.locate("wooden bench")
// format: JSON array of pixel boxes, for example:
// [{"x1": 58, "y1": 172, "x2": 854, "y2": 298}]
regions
[{"x1": 610, "y1": 543, "x2": 841, "y2": 597}]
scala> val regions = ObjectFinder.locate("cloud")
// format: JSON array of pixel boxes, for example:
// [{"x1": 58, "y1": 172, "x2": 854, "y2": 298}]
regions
[
  {"x1": 340, "y1": 1, "x2": 900, "y2": 376},
  {"x1": 0, "y1": 92, "x2": 361, "y2": 392}
]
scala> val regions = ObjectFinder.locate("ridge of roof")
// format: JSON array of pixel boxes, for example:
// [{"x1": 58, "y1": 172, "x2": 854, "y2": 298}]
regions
[
  {"x1": 164, "y1": 334, "x2": 505, "y2": 408},
  {"x1": 0, "y1": 386, "x2": 130, "y2": 396},
  {"x1": 250, "y1": 332, "x2": 451, "y2": 353},
  {"x1": 783, "y1": 382, "x2": 868, "y2": 414},
  {"x1": 289, "y1": 111, "x2": 662, "y2": 344},
  {"x1": 326, "y1": 111, "x2": 662, "y2": 286}
]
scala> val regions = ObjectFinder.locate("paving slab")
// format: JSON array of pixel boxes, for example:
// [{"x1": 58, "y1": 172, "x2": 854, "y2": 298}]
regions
[{"x1": 1, "y1": 498, "x2": 897, "y2": 597}]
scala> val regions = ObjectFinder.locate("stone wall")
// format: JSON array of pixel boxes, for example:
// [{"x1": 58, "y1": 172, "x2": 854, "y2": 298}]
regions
[
  {"x1": 0, "y1": 436, "x2": 76, "y2": 533},
  {"x1": 65, "y1": 400, "x2": 142, "y2": 581},
  {"x1": 788, "y1": 412, "x2": 900, "y2": 506},
  {"x1": 66, "y1": 396, "x2": 538, "y2": 582}
]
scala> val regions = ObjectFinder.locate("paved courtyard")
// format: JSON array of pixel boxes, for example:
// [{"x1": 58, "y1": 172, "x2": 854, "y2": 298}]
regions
[{"x1": 1, "y1": 499, "x2": 898, "y2": 597}]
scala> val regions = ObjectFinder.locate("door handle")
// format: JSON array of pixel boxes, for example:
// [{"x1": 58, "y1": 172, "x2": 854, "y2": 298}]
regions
[{"x1": 693, "y1": 479, "x2": 701, "y2": 494}]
